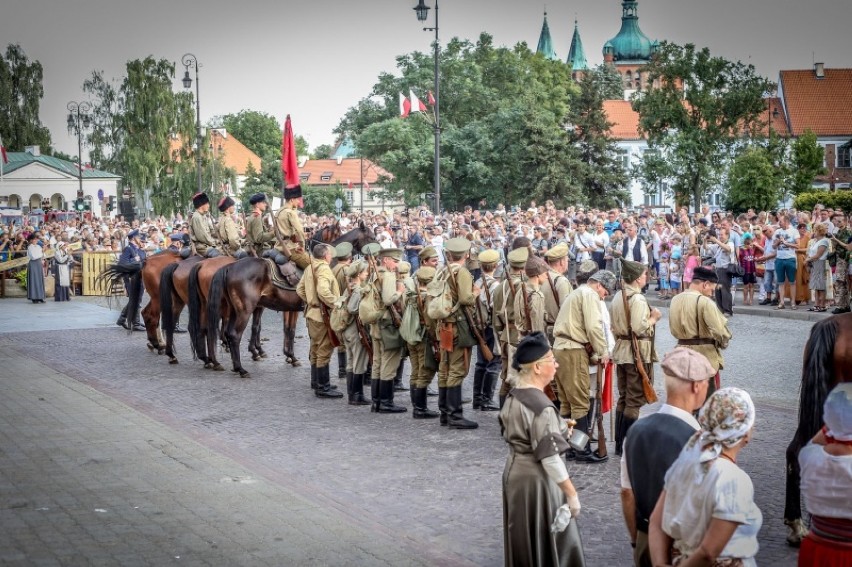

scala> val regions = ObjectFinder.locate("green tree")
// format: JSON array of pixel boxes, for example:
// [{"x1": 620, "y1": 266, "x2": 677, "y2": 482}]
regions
[
  {"x1": 303, "y1": 184, "x2": 349, "y2": 216},
  {"x1": 725, "y1": 146, "x2": 782, "y2": 213},
  {"x1": 0, "y1": 44, "x2": 52, "y2": 152},
  {"x1": 215, "y1": 110, "x2": 280, "y2": 162},
  {"x1": 82, "y1": 70, "x2": 123, "y2": 172},
  {"x1": 632, "y1": 42, "x2": 774, "y2": 211},
  {"x1": 586, "y1": 63, "x2": 624, "y2": 101},
  {"x1": 311, "y1": 143, "x2": 334, "y2": 160},
  {"x1": 788, "y1": 129, "x2": 826, "y2": 195}
]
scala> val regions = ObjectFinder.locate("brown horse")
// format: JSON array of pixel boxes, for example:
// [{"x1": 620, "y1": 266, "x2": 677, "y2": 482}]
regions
[{"x1": 784, "y1": 313, "x2": 852, "y2": 545}]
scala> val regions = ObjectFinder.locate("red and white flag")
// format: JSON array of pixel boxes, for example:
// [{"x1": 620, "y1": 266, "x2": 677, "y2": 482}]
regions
[
  {"x1": 0, "y1": 134, "x2": 7, "y2": 164},
  {"x1": 410, "y1": 89, "x2": 427, "y2": 113},
  {"x1": 399, "y1": 92, "x2": 411, "y2": 118},
  {"x1": 427, "y1": 90, "x2": 436, "y2": 106},
  {"x1": 363, "y1": 180, "x2": 370, "y2": 191},
  {"x1": 347, "y1": 179, "x2": 353, "y2": 189}
]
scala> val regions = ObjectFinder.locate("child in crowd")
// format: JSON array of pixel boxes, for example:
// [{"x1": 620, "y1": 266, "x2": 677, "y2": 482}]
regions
[
  {"x1": 683, "y1": 244, "x2": 700, "y2": 286},
  {"x1": 658, "y1": 251, "x2": 671, "y2": 299},
  {"x1": 739, "y1": 233, "x2": 758, "y2": 305},
  {"x1": 668, "y1": 254, "x2": 682, "y2": 296}
]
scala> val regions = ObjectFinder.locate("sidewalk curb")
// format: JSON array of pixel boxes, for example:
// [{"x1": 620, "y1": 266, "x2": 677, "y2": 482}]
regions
[{"x1": 645, "y1": 297, "x2": 834, "y2": 323}]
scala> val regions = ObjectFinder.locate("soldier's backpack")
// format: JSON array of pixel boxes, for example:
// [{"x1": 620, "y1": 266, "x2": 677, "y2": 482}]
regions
[
  {"x1": 399, "y1": 290, "x2": 423, "y2": 344},
  {"x1": 358, "y1": 276, "x2": 385, "y2": 325},
  {"x1": 426, "y1": 267, "x2": 458, "y2": 321},
  {"x1": 329, "y1": 292, "x2": 352, "y2": 333}
]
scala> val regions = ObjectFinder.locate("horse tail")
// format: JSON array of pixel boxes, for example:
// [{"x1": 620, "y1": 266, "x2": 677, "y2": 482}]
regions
[
  {"x1": 187, "y1": 262, "x2": 204, "y2": 360},
  {"x1": 798, "y1": 317, "x2": 837, "y2": 442},
  {"x1": 96, "y1": 262, "x2": 141, "y2": 296},
  {"x1": 159, "y1": 262, "x2": 180, "y2": 332},
  {"x1": 207, "y1": 263, "x2": 231, "y2": 350}
]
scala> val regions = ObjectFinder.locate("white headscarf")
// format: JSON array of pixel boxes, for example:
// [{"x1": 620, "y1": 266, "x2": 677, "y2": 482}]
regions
[
  {"x1": 824, "y1": 383, "x2": 852, "y2": 442},
  {"x1": 683, "y1": 387, "x2": 755, "y2": 475}
]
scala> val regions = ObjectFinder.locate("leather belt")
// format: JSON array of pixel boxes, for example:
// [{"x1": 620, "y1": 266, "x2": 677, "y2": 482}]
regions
[
  {"x1": 677, "y1": 338, "x2": 715, "y2": 346},
  {"x1": 617, "y1": 335, "x2": 651, "y2": 341}
]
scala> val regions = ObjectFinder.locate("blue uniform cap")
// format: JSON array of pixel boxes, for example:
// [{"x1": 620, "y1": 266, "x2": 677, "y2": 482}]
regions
[{"x1": 127, "y1": 229, "x2": 140, "y2": 239}]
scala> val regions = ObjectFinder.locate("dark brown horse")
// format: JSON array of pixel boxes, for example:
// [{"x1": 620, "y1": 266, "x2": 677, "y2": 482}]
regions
[{"x1": 784, "y1": 313, "x2": 852, "y2": 545}]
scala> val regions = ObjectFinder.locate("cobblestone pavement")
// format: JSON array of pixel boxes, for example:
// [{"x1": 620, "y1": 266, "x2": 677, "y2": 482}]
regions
[{"x1": 0, "y1": 297, "x2": 809, "y2": 566}]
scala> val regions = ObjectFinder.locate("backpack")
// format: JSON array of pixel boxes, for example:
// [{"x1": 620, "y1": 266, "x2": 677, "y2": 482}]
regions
[
  {"x1": 426, "y1": 267, "x2": 458, "y2": 321},
  {"x1": 358, "y1": 275, "x2": 385, "y2": 325},
  {"x1": 399, "y1": 291, "x2": 423, "y2": 344},
  {"x1": 329, "y1": 291, "x2": 352, "y2": 333}
]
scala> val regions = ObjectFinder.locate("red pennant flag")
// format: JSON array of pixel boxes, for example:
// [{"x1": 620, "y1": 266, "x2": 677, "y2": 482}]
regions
[
  {"x1": 602, "y1": 361, "x2": 614, "y2": 414},
  {"x1": 281, "y1": 115, "x2": 300, "y2": 189},
  {"x1": 427, "y1": 90, "x2": 436, "y2": 106}
]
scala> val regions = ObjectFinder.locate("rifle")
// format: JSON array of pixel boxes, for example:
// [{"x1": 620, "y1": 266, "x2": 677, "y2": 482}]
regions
[
  {"x1": 445, "y1": 253, "x2": 494, "y2": 362},
  {"x1": 595, "y1": 364, "x2": 608, "y2": 458},
  {"x1": 621, "y1": 281, "x2": 657, "y2": 404},
  {"x1": 309, "y1": 258, "x2": 341, "y2": 348},
  {"x1": 356, "y1": 317, "x2": 373, "y2": 363}
]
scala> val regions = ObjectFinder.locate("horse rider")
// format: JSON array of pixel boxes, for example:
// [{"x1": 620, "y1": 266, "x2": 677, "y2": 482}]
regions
[
  {"x1": 333, "y1": 242, "x2": 354, "y2": 381},
  {"x1": 296, "y1": 242, "x2": 343, "y2": 399},
  {"x1": 116, "y1": 228, "x2": 146, "y2": 332},
  {"x1": 472, "y1": 249, "x2": 501, "y2": 412},
  {"x1": 274, "y1": 183, "x2": 310, "y2": 269},
  {"x1": 245, "y1": 193, "x2": 276, "y2": 257},
  {"x1": 189, "y1": 192, "x2": 222, "y2": 257}
]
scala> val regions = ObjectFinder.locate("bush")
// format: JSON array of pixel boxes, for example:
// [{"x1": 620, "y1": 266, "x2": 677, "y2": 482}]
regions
[
  {"x1": 793, "y1": 190, "x2": 852, "y2": 212},
  {"x1": 15, "y1": 268, "x2": 26, "y2": 290}
]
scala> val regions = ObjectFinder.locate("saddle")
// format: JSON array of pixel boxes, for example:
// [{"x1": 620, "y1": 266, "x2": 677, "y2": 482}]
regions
[{"x1": 264, "y1": 258, "x2": 302, "y2": 290}]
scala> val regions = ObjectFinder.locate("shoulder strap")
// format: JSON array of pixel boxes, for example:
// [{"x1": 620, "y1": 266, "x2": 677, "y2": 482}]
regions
[
  {"x1": 695, "y1": 295, "x2": 703, "y2": 338},
  {"x1": 546, "y1": 272, "x2": 560, "y2": 306}
]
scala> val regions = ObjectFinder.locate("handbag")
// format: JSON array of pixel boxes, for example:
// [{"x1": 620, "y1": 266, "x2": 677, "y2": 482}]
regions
[{"x1": 727, "y1": 247, "x2": 745, "y2": 277}]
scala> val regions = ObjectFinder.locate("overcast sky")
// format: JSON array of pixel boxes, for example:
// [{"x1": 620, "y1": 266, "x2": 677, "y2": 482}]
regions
[{"x1": 2, "y1": 0, "x2": 849, "y2": 160}]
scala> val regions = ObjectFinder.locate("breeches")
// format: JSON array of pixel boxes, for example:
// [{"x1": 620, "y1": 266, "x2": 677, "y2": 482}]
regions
[
  {"x1": 373, "y1": 339, "x2": 403, "y2": 381},
  {"x1": 343, "y1": 326, "x2": 369, "y2": 374},
  {"x1": 554, "y1": 348, "x2": 590, "y2": 420},
  {"x1": 475, "y1": 326, "x2": 501, "y2": 374},
  {"x1": 616, "y1": 362, "x2": 654, "y2": 420},
  {"x1": 438, "y1": 345, "x2": 471, "y2": 388},
  {"x1": 408, "y1": 342, "x2": 436, "y2": 388},
  {"x1": 307, "y1": 319, "x2": 334, "y2": 366}
]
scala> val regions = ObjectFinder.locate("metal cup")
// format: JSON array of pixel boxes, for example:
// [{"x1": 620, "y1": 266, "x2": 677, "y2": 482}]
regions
[{"x1": 564, "y1": 418, "x2": 589, "y2": 451}]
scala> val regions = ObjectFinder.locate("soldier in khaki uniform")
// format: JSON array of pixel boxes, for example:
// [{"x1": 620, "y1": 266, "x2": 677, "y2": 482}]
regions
[
  {"x1": 245, "y1": 193, "x2": 276, "y2": 257},
  {"x1": 341, "y1": 260, "x2": 370, "y2": 406},
  {"x1": 494, "y1": 247, "x2": 529, "y2": 407},
  {"x1": 368, "y1": 247, "x2": 407, "y2": 413},
  {"x1": 296, "y1": 243, "x2": 343, "y2": 398},
  {"x1": 472, "y1": 249, "x2": 501, "y2": 411},
  {"x1": 274, "y1": 185, "x2": 310, "y2": 269},
  {"x1": 514, "y1": 257, "x2": 549, "y2": 337},
  {"x1": 435, "y1": 237, "x2": 479, "y2": 429},
  {"x1": 216, "y1": 196, "x2": 244, "y2": 257},
  {"x1": 419, "y1": 245, "x2": 440, "y2": 269},
  {"x1": 610, "y1": 258, "x2": 662, "y2": 454},
  {"x1": 393, "y1": 260, "x2": 415, "y2": 392},
  {"x1": 189, "y1": 192, "x2": 222, "y2": 257},
  {"x1": 669, "y1": 266, "x2": 731, "y2": 401},
  {"x1": 407, "y1": 266, "x2": 440, "y2": 419},
  {"x1": 542, "y1": 243, "x2": 574, "y2": 341},
  {"x1": 553, "y1": 268, "x2": 616, "y2": 463},
  {"x1": 332, "y1": 242, "x2": 354, "y2": 381}
]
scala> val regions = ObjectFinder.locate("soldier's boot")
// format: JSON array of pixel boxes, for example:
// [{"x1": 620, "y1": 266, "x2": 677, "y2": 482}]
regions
[
  {"x1": 337, "y1": 351, "x2": 347, "y2": 381},
  {"x1": 411, "y1": 387, "x2": 440, "y2": 419},
  {"x1": 377, "y1": 380, "x2": 407, "y2": 413},
  {"x1": 479, "y1": 372, "x2": 500, "y2": 412},
  {"x1": 587, "y1": 397, "x2": 598, "y2": 443},
  {"x1": 614, "y1": 411, "x2": 626, "y2": 456},
  {"x1": 370, "y1": 379, "x2": 381, "y2": 413},
  {"x1": 310, "y1": 365, "x2": 318, "y2": 390},
  {"x1": 315, "y1": 366, "x2": 343, "y2": 399},
  {"x1": 447, "y1": 386, "x2": 479, "y2": 429},
  {"x1": 573, "y1": 416, "x2": 608, "y2": 463},
  {"x1": 438, "y1": 387, "x2": 449, "y2": 426},
  {"x1": 351, "y1": 373, "x2": 370, "y2": 406},
  {"x1": 472, "y1": 367, "x2": 485, "y2": 410},
  {"x1": 116, "y1": 304, "x2": 129, "y2": 329},
  {"x1": 393, "y1": 359, "x2": 408, "y2": 392}
]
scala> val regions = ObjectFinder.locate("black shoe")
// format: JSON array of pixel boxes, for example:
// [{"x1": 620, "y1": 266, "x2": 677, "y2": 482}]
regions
[
  {"x1": 426, "y1": 386, "x2": 438, "y2": 397},
  {"x1": 377, "y1": 380, "x2": 407, "y2": 413},
  {"x1": 833, "y1": 306, "x2": 850, "y2": 314},
  {"x1": 438, "y1": 387, "x2": 448, "y2": 426},
  {"x1": 411, "y1": 388, "x2": 440, "y2": 419},
  {"x1": 349, "y1": 373, "x2": 370, "y2": 406},
  {"x1": 173, "y1": 324, "x2": 187, "y2": 334},
  {"x1": 574, "y1": 416, "x2": 607, "y2": 463},
  {"x1": 447, "y1": 386, "x2": 478, "y2": 429},
  {"x1": 758, "y1": 298, "x2": 772, "y2": 306},
  {"x1": 479, "y1": 373, "x2": 500, "y2": 411},
  {"x1": 315, "y1": 366, "x2": 343, "y2": 399}
]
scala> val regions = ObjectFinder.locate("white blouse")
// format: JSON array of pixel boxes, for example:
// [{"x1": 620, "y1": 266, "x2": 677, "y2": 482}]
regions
[
  {"x1": 27, "y1": 243, "x2": 43, "y2": 261},
  {"x1": 799, "y1": 442, "x2": 852, "y2": 519}
]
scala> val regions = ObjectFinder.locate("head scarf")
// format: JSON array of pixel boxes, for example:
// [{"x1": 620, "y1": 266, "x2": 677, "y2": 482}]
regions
[
  {"x1": 824, "y1": 383, "x2": 852, "y2": 442},
  {"x1": 684, "y1": 387, "x2": 755, "y2": 474}
]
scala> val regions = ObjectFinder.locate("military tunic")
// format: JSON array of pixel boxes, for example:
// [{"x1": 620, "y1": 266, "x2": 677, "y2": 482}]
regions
[
  {"x1": 408, "y1": 275, "x2": 438, "y2": 389},
  {"x1": 495, "y1": 271, "x2": 526, "y2": 395},
  {"x1": 542, "y1": 269, "x2": 573, "y2": 341},
  {"x1": 342, "y1": 284, "x2": 370, "y2": 375},
  {"x1": 474, "y1": 272, "x2": 502, "y2": 376},
  {"x1": 189, "y1": 210, "x2": 219, "y2": 256},
  {"x1": 274, "y1": 204, "x2": 309, "y2": 269},
  {"x1": 669, "y1": 289, "x2": 731, "y2": 396},
  {"x1": 437, "y1": 262, "x2": 476, "y2": 388},
  {"x1": 217, "y1": 214, "x2": 242, "y2": 256},
  {"x1": 246, "y1": 211, "x2": 275, "y2": 256},
  {"x1": 369, "y1": 268, "x2": 404, "y2": 382},
  {"x1": 296, "y1": 259, "x2": 340, "y2": 367},
  {"x1": 514, "y1": 280, "x2": 546, "y2": 337}
]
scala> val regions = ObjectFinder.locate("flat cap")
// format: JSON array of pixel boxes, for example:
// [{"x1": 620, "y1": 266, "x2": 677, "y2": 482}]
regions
[
  {"x1": 512, "y1": 332, "x2": 551, "y2": 370},
  {"x1": 335, "y1": 241, "x2": 353, "y2": 259},
  {"x1": 415, "y1": 266, "x2": 437, "y2": 284},
  {"x1": 544, "y1": 242, "x2": 569, "y2": 260},
  {"x1": 445, "y1": 237, "x2": 470, "y2": 254},
  {"x1": 661, "y1": 348, "x2": 715, "y2": 382},
  {"x1": 620, "y1": 258, "x2": 647, "y2": 283},
  {"x1": 576, "y1": 260, "x2": 599, "y2": 280},
  {"x1": 419, "y1": 246, "x2": 439, "y2": 261},
  {"x1": 378, "y1": 247, "x2": 403, "y2": 261},
  {"x1": 507, "y1": 247, "x2": 529, "y2": 268},
  {"x1": 362, "y1": 242, "x2": 381, "y2": 257},
  {"x1": 692, "y1": 266, "x2": 718, "y2": 283},
  {"x1": 478, "y1": 249, "x2": 500, "y2": 264},
  {"x1": 589, "y1": 269, "x2": 617, "y2": 294},
  {"x1": 397, "y1": 260, "x2": 411, "y2": 275}
]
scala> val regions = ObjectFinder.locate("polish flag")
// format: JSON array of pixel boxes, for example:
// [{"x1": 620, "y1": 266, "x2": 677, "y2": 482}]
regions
[
  {"x1": 347, "y1": 179, "x2": 353, "y2": 189},
  {"x1": 399, "y1": 92, "x2": 411, "y2": 118},
  {"x1": 0, "y1": 135, "x2": 7, "y2": 164},
  {"x1": 410, "y1": 89, "x2": 427, "y2": 113},
  {"x1": 427, "y1": 91, "x2": 436, "y2": 106}
]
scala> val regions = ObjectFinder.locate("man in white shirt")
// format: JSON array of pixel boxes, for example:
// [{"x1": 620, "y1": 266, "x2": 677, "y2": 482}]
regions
[
  {"x1": 620, "y1": 348, "x2": 714, "y2": 567},
  {"x1": 773, "y1": 214, "x2": 800, "y2": 309}
]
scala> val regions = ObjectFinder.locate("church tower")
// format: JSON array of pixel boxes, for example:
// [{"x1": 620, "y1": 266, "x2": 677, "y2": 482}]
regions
[
  {"x1": 603, "y1": 0, "x2": 658, "y2": 94},
  {"x1": 566, "y1": 19, "x2": 589, "y2": 81},
  {"x1": 536, "y1": 11, "x2": 559, "y2": 61}
]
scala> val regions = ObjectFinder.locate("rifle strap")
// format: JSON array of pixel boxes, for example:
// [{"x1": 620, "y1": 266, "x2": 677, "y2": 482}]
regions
[{"x1": 546, "y1": 272, "x2": 560, "y2": 307}]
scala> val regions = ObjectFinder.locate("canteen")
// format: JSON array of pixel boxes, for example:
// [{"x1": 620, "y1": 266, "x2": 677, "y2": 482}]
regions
[{"x1": 565, "y1": 419, "x2": 588, "y2": 451}]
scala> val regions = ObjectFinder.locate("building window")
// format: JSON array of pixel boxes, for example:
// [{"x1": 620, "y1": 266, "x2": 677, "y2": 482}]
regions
[
  {"x1": 624, "y1": 70, "x2": 633, "y2": 88},
  {"x1": 838, "y1": 145, "x2": 851, "y2": 168},
  {"x1": 320, "y1": 171, "x2": 333, "y2": 182},
  {"x1": 299, "y1": 173, "x2": 310, "y2": 181},
  {"x1": 615, "y1": 149, "x2": 629, "y2": 172},
  {"x1": 345, "y1": 190, "x2": 354, "y2": 204}
]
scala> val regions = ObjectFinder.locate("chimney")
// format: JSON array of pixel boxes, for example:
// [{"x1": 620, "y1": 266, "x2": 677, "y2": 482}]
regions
[
  {"x1": 814, "y1": 62, "x2": 825, "y2": 78},
  {"x1": 336, "y1": 156, "x2": 343, "y2": 165},
  {"x1": 24, "y1": 145, "x2": 40, "y2": 157}
]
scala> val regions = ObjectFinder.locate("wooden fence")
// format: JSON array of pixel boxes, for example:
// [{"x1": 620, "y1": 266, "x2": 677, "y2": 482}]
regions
[{"x1": 82, "y1": 251, "x2": 122, "y2": 296}]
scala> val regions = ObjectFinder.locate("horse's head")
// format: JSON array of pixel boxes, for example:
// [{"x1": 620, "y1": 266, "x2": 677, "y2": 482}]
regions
[{"x1": 332, "y1": 220, "x2": 377, "y2": 254}]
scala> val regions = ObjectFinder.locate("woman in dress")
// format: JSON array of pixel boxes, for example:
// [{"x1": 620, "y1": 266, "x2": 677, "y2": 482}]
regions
[
  {"x1": 52, "y1": 241, "x2": 73, "y2": 301},
  {"x1": 500, "y1": 332, "x2": 585, "y2": 567},
  {"x1": 805, "y1": 222, "x2": 831, "y2": 312},
  {"x1": 26, "y1": 234, "x2": 46, "y2": 303},
  {"x1": 649, "y1": 387, "x2": 762, "y2": 566},
  {"x1": 798, "y1": 383, "x2": 852, "y2": 565}
]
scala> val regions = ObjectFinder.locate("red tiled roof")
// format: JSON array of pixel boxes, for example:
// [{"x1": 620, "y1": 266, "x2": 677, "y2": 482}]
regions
[
  {"x1": 602, "y1": 100, "x2": 642, "y2": 140},
  {"x1": 169, "y1": 129, "x2": 262, "y2": 175},
  {"x1": 780, "y1": 68, "x2": 852, "y2": 136},
  {"x1": 299, "y1": 158, "x2": 391, "y2": 186}
]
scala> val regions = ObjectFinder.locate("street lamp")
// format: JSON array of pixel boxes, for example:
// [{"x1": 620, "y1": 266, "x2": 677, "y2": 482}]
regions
[
  {"x1": 67, "y1": 100, "x2": 92, "y2": 211},
  {"x1": 181, "y1": 53, "x2": 203, "y2": 196},
  {"x1": 413, "y1": 0, "x2": 441, "y2": 215}
]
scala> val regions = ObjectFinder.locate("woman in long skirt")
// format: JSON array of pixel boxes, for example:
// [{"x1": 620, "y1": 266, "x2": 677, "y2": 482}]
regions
[
  {"x1": 53, "y1": 241, "x2": 73, "y2": 301},
  {"x1": 26, "y1": 234, "x2": 46, "y2": 304}
]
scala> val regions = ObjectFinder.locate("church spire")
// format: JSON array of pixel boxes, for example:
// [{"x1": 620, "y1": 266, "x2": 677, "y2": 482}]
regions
[
  {"x1": 566, "y1": 19, "x2": 589, "y2": 72},
  {"x1": 536, "y1": 11, "x2": 559, "y2": 61}
]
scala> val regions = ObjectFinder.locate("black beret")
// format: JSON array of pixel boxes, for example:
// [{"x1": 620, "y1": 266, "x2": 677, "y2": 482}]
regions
[
  {"x1": 512, "y1": 331, "x2": 551, "y2": 370},
  {"x1": 249, "y1": 193, "x2": 267, "y2": 205},
  {"x1": 691, "y1": 267, "x2": 719, "y2": 283}
]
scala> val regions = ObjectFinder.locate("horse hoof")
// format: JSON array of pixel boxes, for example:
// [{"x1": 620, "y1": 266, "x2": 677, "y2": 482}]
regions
[
  {"x1": 204, "y1": 362, "x2": 213, "y2": 369},
  {"x1": 146, "y1": 343, "x2": 156, "y2": 352},
  {"x1": 259, "y1": 351, "x2": 268, "y2": 359},
  {"x1": 785, "y1": 519, "x2": 808, "y2": 547},
  {"x1": 288, "y1": 358, "x2": 302, "y2": 367},
  {"x1": 169, "y1": 358, "x2": 178, "y2": 365},
  {"x1": 213, "y1": 364, "x2": 225, "y2": 371},
  {"x1": 240, "y1": 371, "x2": 251, "y2": 379}
]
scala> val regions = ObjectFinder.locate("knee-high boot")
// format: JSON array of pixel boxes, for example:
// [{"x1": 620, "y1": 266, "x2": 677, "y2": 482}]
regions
[
  {"x1": 472, "y1": 367, "x2": 485, "y2": 410},
  {"x1": 614, "y1": 411, "x2": 625, "y2": 456},
  {"x1": 479, "y1": 372, "x2": 500, "y2": 411},
  {"x1": 337, "y1": 350, "x2": 347, "y2": 380},
  {"x1": 446, "y1": 385, "x2": 478, "y2": 429}
]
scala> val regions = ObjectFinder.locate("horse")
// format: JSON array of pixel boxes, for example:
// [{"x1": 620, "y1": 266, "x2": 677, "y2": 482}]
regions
[{"x1": 784, "y1": 313, "x2": 852, "y2": 546}]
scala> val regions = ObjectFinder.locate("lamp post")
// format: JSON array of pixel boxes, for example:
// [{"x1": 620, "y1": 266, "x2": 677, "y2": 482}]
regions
[
  {"x1": 181, "y1": 53, "x2": 203, "y2": 196},
  {"x1": 66, "y1": 100, "x2": 92, "y2": 210},
  {"x1": 413, "y1": 0, "x2": 440, "y2": 215}
]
